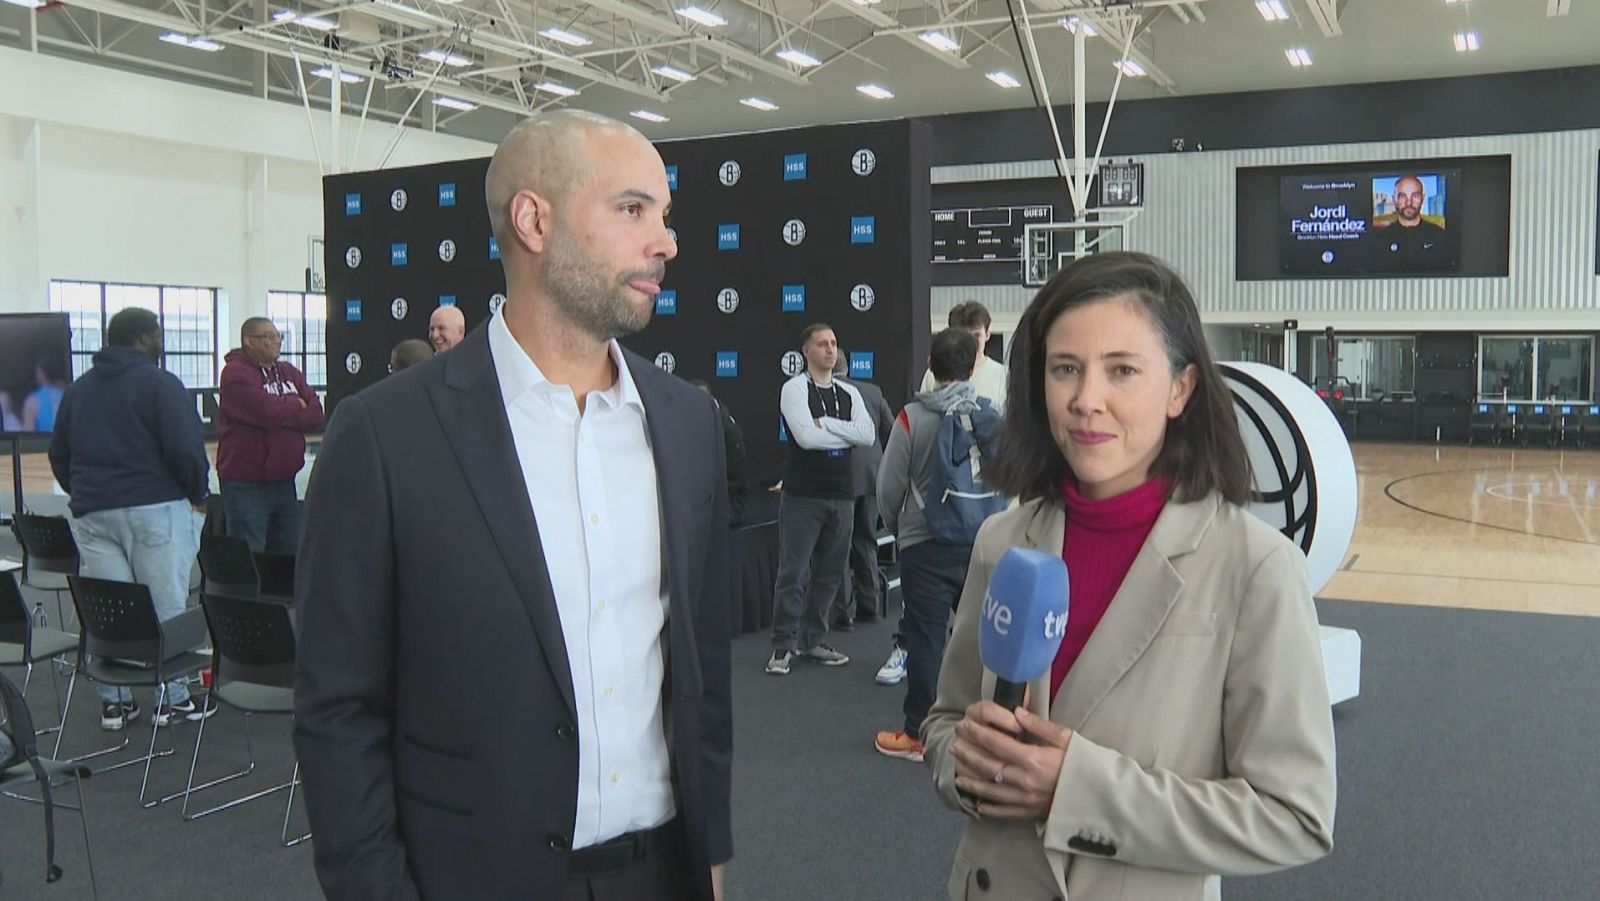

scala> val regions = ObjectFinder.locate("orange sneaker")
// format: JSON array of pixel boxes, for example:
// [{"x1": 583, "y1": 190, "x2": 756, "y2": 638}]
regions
[{"x1": 874, "y1": 729, "x2": 924, "y2": 762}]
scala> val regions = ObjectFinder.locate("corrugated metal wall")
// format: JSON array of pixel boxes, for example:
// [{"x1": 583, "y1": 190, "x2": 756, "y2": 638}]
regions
[{"x1": 931, "y1": 128, "x2": 1600, "y2": 324}]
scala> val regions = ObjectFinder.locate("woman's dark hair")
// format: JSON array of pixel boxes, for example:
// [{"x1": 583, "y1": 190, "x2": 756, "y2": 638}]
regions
[
  {"x1": 106, "y1": 307, "x2": 161, "y2": 348},
  {"x1": 929, "y1": 327, "x2": 979, "y2": 383},
  {"x1": 985, "y1": 251, "x2": 1251, "y2": 507}
]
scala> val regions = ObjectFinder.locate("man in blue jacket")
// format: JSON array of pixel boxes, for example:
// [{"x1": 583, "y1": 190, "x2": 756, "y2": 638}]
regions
[{"x1": 48, "y1": 307, "x2": 214, "y2": 731}]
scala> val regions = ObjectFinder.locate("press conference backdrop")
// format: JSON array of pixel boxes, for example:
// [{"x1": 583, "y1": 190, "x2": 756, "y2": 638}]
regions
[{"x1": 322, "y1": 119, "x2": 932, "y2": 486}]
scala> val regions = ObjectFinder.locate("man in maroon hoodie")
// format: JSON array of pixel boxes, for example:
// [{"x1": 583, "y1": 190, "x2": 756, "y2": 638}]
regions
[{"x1": 217, "y1": 317, "x2": 325, "y2": 553}]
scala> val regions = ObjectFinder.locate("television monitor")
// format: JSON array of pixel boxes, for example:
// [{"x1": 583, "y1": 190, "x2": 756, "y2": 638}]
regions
[
  {"x1": 1279, "y1": 168, "x2": 1461, "y2": 276},
  {"x1": 0, "y1": 313, "x2": 71, "y2": 434}
]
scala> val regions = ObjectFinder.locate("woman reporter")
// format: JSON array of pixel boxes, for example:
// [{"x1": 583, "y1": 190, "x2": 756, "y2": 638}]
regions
[{"x1": 921, "y1": 252, "x2": 1335, "y2": 900}]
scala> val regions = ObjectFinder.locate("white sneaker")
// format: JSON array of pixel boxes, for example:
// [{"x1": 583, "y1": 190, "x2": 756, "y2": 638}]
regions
[
  {"x1": 765, "y1": 650, "x2": 794, "y2": 675},
  {"x1": 875, "y1": 646, "x2": 908, "y2": 686},
  {"x1": 801, "y1": 644, "x2": 850, "y2": 666}
]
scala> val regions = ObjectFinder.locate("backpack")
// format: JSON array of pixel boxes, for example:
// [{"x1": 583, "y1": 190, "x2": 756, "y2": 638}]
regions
[
  {"x1": 0, "y1": 668, "x2": 71, "y2": 888},
  {"x1": 911, "y1": 398, "x2": 1007, "y2": 545}
]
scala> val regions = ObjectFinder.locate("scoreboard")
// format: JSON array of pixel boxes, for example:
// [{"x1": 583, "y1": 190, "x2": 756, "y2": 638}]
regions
[{"x1": 932, "y1": 204, "x2": 1054, "y2": 263}]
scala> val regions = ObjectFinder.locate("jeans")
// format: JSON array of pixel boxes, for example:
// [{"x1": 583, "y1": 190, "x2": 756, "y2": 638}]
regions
[
  {"x1": 897, "y1": 541, "x2": 973, "y2": 739},
  {"x1": 68, "y1": 499, "x2": 204, "y2": 705},
  {"x1": 770, "y1": 496, "x2": 854, "y2": 653},
  {"x1": 221, "y1": 480, "x2": 301, "y2": 555}
]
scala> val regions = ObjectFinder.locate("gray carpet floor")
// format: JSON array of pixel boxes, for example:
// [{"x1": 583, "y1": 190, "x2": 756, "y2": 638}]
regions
[{"x1": 4, "y1": 533, "x2": 1599, "y2": 899}]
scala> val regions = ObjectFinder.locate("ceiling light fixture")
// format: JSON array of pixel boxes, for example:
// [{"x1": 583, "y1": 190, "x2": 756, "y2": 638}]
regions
[
  {"x1": 159, "y1": 32, "x2": 224, "y2": 51},
  {"x1": 676, "y1": 6, "x2": 727, "y2": 27},
  {"x1": 630, "y1": 110, "x2": 670, "y2": 123},
  {"x1": 1255, "y1": 1, "x2": 1289, "y2": 21},
  {"x1": 294, "y1": 15, "x2": 336, "y2": 31},
  {"x1": 534, "y1": 81, "x2": 578, "y2": 96},
  {"x1": 1060, "y1": 16, "x2": 1097, "y2": 36},
  {"x1": 775, "y1": 48, "x2": 821, "y2": 68},
  {"x1": 740, "y1": 96, "x2": 778, "y2": 111},
  {"x1": 1453, "y1": 30, "x2": 1480, "y2": 51},
  {"x1": 856, "y1": 83, "x2": 894, "y2": 100},
  {"x1": 985, "y1": 70, "x2": 1021, "y2": 88},
  {"x1": 538, "y1": 27, "x2": 591, "y2": 47},
  {"x1": 311, "y1": 66, "x2": 364, "y2": 83},
  {"x1": 652, "y1": 65, "x2": 695, "y2": 82},
  {"x1": 432, "y1": 96, "x2": 477, "y2": 112},
  {"x1": 1285, "y1": 47, "x2": 1312, "y2": 66},
  {"x1": 270, "y1": 9, "x2": 296, "y2": 21},
  {"x1": 1114, "y1": 58, "x2": 1147, "y2": 77},
  {"x1": 918, "y1": 31, "x2": 960, "y2": 52},
  {"x1": 420, "y1": 49, "x2": 472, "y2": 67}
]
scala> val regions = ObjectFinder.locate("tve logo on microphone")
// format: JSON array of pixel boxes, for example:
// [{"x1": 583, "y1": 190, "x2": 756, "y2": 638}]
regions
[
  {"x1": 718, "y1": 223, "x2": 741, "y2": 251},
  {"x1": 782, "y1": 285, "x2": 806, "y2": 313},
  {"x1": 784, "y1": 153, "x2": 808, "y2": 181},
  {"x1": 716, "y1": 351, "x2": 739, "y2": 378},
  {"x1": 654, "y1": 289, "x2": 677, "y2": 316},
  {"x1": 851, "y1": 216, "x2": 876, "y2": 244},
  {"x1": 978, "y1": 548, "x2": 1070, "y2": 695}
]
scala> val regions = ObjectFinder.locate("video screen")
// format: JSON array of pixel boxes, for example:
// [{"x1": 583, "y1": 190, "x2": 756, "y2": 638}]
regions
[
  {"x1": 1279, "y1": 169, "x2": 1460, "y2": 275},
  {"x1": 0, "y1": 313, "x2": 72, "y2": 434}
]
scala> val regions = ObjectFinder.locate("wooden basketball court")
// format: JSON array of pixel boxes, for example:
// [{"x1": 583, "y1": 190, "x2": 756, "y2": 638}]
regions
[{"x1": 8, "y1": 441, "x2": 1600, "y2": 616}]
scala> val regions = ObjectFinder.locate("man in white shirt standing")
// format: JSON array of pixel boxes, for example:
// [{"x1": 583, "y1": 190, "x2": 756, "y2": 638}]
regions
[
  {"x1": 295, "y1": 110, "x2": 731, "y2": 901},
  {"x1": 767, "y1": 324, "x2": 875, "y2": 675},
  {"x1": 919, "y1": 300, "x2": 1008, "y2": 409}
]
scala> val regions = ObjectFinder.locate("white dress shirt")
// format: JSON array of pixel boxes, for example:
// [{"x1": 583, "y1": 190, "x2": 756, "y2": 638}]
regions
[
  {"x1": 488, "y1": 311, "x2": 675, "y2": 848},
  {"x1": 920, "y1": 354, "x2": 1008, "y2": 410}
]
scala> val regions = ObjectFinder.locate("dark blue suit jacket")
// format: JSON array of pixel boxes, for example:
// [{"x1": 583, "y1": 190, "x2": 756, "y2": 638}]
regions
[{"x1": 293, "y1": 324, "x2": 732, "y2": 900}]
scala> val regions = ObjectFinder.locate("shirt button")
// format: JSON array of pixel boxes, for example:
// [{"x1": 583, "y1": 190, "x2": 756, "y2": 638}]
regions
[
  {"x1": 610, "y1": 772, "x2": 621, "y2": 784},
  {"x1": 589, "y1": 513, "x2": 599, "y2": 525},
  {"x1": 597, "y1": 599, "x2": 606, "y2": 612},
  {"x1": 603, "y1": 685, "x2": 614, "y2": 699}
]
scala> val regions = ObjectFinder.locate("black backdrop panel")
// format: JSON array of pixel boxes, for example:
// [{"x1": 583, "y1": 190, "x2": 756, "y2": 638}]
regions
[{"x1": 322, "y1": 120, "x2": 931, "y2": 486}]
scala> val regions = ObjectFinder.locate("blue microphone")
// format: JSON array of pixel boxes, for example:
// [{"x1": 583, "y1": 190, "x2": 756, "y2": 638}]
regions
[{"x1": 978, "y1": 548, "x2": 1070, "y2": 710}]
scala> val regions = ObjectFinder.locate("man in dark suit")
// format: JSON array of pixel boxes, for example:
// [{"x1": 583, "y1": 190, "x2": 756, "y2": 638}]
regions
[
  {"x1": 830, "y1": 360, "x2": 894, "y2": 628},
  {"x1": 294, "y1": 110, "x2": 731, "y2": 901}
]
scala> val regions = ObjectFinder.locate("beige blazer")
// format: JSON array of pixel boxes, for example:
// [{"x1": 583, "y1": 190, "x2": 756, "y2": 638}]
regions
[{"x1": 922, "y1": 493, "x2": 1336, "y2": 901}]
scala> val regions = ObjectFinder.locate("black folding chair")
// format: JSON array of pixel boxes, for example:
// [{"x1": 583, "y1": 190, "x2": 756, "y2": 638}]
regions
[
  {"x1": 0, "y1": 571, "x2": 74, "y2": 735},
  {"x1": 0, "y1": 668, "x2": 98, "y2": 899},
  {"x1": 251, "y1": 552, "x2": 296, "y2": 602},
  {"x1": 197, "y1": 533, "x2": 259, "y2": 599},
  {"x1": 11, "y1": 514, "x2": 78, "y2": 630},
  {"x1": 183, "y1": 593, "x2": 308, "y2": 846},
  {"x1": 55, "y1": 576, "x2": 215, "y2": 809}
]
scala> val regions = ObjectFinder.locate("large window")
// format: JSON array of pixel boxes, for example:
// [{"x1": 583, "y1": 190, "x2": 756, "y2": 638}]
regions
[
  {"x1": 48, "y1": 280, "x2": 220, "y2": 389},
  {"x1": 1311, "y1": 336, "x2": 1415, "y2": 400},
  {"x1": 266, "y1": 291, "x2": 328, "y2": 387},
  {"x1": 1478, "y1": 335, "x2": 1592, "y2": 402}
]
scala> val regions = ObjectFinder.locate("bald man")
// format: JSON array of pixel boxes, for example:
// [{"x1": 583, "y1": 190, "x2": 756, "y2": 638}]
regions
[
  {"x1": 295, "y1": 111, "x2": 731, "y2": 901},
  {"x1": 1372, "y1": 174, "x2": 1447, "y2": 264},
  {"x1": 428, "y1": 305, "x2": 466, "y2": 352}
]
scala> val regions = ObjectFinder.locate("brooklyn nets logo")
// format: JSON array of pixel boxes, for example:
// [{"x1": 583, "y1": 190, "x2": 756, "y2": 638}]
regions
[
  {"x1": 654, "y1": 352, "x2": 676, "y2": 373},
  {"x1": 345, "y1": 246, "x2": 362, "y2": 269},
  {"x1": 489, "y1": 293, "x2": 506, "y2": 315},
  {"x1": 849, "y1": 284, "x2": 875, "y2": 312},
  {"x1": 438, "y1": 239, "x2": 457, "y2": 262},
  {"x1": 782, "y1": 219, "x2": 807, "y2": 246},
  {"x1": 1220, "y1": 361, "x2": 1357, "y2": 594},
  {"x1": 390, "y1": 189, "x2": 408, "y2": 211},
  {"x1": 851, "y1": 148, "x2": 877, "y2": 176},
  {"x1": 345, "y1": 352, "x2": 362, "y2": 375},
  {"x1": 390, "y1": 297, "x2": 408, "y2": 320},
  {"x1": 716, "y1": 288, "x2": 740, "y2": 314},
  {"x1": 780, "y1": 351, "x2": 805, "y2": 377},
  {"x1": 718, "y1": 160, "x2": 742, "y2": 187}
]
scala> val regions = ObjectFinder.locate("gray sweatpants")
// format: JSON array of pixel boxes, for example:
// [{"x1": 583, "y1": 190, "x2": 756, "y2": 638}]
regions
[{"x1": 770, "y1": 495, "x2": 854, "y2": 653}]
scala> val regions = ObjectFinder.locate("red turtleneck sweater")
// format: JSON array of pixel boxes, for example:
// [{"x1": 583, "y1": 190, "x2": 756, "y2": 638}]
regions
[{"x1": 1049, "y1": 475, "x2": 1170, "y2": 701}]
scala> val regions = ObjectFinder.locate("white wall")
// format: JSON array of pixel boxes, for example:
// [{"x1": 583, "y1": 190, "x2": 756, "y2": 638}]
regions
[
  {"x1": 0, "y1": 47, "x2": 495, "y2": 347},
  {"x1": 933, "y1": 127, "x2": 1600, "y2": 331}
]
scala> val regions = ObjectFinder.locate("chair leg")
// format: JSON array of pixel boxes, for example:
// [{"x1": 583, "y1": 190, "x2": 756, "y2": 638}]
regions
[
  {"x1": 283, "y1": 761, "x2": 311, "y2": 848},
  {"x1": 138, "y1": 683, "x2": 184, "y2": 809},
  {"x1": 75, "y1": 772, "x2": 100, "y2": 901},
  {"x1": 178, "y1": 707, "x2": 258, "y2": 817}
]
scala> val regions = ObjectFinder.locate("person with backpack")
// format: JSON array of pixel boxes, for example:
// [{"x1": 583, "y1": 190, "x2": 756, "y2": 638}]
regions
[{"x1": 872, "y1": 327, "x2": 1005, "y2": 763}]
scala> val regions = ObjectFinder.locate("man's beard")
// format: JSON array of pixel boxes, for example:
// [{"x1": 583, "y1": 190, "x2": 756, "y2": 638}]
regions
[{"x1": 544, "y1": 228, "x2": 663, "y2": 341}]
